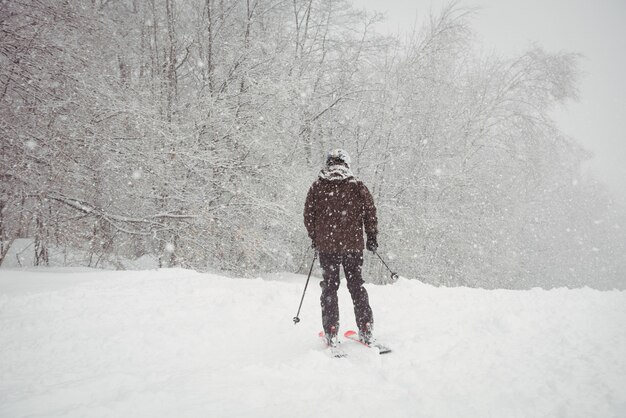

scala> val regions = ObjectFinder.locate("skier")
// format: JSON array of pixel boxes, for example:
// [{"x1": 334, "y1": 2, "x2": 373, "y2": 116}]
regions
[{"x1": 304, "y1": 149, "x2": 378, "y2": 348}]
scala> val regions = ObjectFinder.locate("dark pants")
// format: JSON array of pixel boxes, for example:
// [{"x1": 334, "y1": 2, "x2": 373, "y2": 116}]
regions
[{"x1": 319, "y1": 251, "x2": 373, "y2": 336}]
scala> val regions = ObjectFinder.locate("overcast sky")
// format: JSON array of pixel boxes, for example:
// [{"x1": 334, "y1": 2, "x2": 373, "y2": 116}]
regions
[{"x1": 350, "y1": 0, "x2": 626, "y2": 204}]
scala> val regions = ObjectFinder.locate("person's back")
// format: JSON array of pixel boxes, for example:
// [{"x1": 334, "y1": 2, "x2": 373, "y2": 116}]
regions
[
  {"x1": 303, "y1": 149, "x2": 379, "y2": 347},
  {"x1": 305, "y1": 174, "x2": 376, "y2": 254}
]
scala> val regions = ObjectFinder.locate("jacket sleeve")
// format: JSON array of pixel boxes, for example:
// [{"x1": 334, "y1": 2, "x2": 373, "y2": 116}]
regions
[
  {"x1": 360, "y1": 182, "x2": 378, "y2": 238},
  {"x1": 303, "y1": 183, "x2": 317, "y2": 241}
]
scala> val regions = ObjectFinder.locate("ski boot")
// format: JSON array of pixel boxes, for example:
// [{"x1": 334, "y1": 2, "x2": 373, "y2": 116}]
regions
[{"x1": 358, "y1": 322, "x2": 374, "y2": 346}]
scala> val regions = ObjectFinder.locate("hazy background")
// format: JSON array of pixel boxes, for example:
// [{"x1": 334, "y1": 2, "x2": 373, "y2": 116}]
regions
[
  {"x1": 2, "y1": 0, "x2": 623, "y2": 289},
  {"x1": 351, "y1": 0, "x2": 626, "y2": 204}
]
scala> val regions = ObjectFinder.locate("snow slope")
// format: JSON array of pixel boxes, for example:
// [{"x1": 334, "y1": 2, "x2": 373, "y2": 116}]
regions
[{"x1": 1, "y1": 268, "x2": 625, "y2": 418}]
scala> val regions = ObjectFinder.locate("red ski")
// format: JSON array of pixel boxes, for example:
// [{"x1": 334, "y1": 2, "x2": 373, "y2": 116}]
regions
[{"x1": 343, "y1": 330, "x2": 392, "y2": 354}]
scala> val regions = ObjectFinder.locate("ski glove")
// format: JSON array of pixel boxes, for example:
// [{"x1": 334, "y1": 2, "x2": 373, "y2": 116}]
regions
[{"x1": 366, "y1": 235, "x2": 378, "y2": 252}]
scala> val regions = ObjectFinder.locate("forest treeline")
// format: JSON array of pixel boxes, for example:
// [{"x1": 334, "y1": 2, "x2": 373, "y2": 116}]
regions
[{"x1": 1, "y1": 0, "x2": 624, "y2": 289}]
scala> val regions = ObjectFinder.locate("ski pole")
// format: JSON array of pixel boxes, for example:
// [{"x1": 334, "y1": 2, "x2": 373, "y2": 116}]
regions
[
  {"x1": 293, "y1": 252, "x2": 318, "y2": 324},
  {"x1": 374, "y1": 250, "x2": 399, "y2": 281}
]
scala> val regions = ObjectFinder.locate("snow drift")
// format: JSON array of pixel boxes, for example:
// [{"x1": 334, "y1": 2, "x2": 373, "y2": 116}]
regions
[{"x1": 1, "y1": 268, "x2": 624, "y2": 417}]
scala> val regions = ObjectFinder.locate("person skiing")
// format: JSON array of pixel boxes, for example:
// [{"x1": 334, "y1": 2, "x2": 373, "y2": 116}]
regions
[{"x1": 304, "y1": 149, "x2": 378, "y2": 348}]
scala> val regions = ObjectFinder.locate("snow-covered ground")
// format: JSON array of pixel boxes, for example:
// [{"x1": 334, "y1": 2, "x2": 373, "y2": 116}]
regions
[{"x1": 1, "y1": 268, "x2": 624, "y2": 418}]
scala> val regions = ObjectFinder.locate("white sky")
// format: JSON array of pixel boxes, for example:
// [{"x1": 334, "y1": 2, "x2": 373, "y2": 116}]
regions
[{"x1": 350, "y1": 0, "x2": 626, "y2": 203}]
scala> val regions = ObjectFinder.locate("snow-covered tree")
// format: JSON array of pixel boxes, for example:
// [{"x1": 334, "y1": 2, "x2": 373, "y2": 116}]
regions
[{"x1": 1, "y1": 0, "x2": 623, "y2": 289}]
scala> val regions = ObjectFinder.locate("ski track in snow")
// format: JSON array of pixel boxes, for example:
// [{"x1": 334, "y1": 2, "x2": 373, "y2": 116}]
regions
[{"x1": 0, "y1": 268, "x2": 625, "y2": 418}]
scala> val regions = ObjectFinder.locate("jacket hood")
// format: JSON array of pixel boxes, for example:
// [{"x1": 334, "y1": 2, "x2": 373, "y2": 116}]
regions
[{"x1": 318, "y1": 164, "x2": 354, "y2": 181}]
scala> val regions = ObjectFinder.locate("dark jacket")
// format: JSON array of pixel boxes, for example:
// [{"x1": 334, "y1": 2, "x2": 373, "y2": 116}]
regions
[{"x1": 304, "y1": 174, "x2": 377, "y2": 253}]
